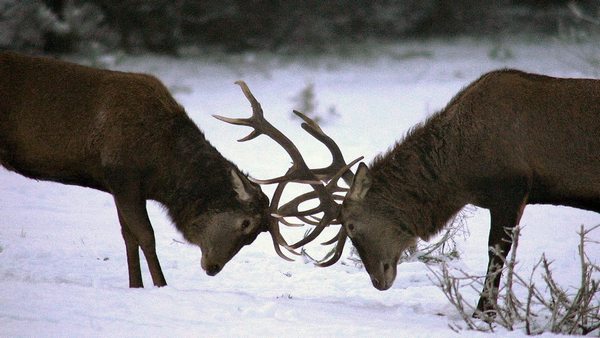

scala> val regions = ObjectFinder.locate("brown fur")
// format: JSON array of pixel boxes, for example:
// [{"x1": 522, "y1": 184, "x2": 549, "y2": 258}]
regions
[
  {"x1": 0, "y1": 52, "x2": 269, "y2": 287},
  {"x1": 341, "y1": 69, "x2": 600, "y2": 312}
]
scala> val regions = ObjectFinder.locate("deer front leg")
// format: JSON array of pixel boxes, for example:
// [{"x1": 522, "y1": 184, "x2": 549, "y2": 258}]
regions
[
  {"x1": 475, "y1": 193, "x2": 528, "y2": 317},
  {"x1": 117, "y1": 209, "x2": 143, "y2": 288},
  {"x1": 112, "y1": 183, "x2": 167, "y2": 288}
]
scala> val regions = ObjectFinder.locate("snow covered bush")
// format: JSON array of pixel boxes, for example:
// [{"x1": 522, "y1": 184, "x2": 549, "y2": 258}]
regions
[{"x1": 431, "y1": 224, "x2": 600, "y2": 335}]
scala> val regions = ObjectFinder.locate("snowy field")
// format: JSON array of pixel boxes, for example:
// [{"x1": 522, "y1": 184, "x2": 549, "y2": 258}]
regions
[{"x1": 1, "y1": 39, "x2": 599, "y2": 337}]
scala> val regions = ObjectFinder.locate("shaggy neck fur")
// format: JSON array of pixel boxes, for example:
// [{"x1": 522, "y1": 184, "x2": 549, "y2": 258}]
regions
[
  {"x1": 149, "y1": 115, "x2": 242, "y2": 230},
  {"x1": 368, "y1": 106, "x2": 469, "y2": 241}
]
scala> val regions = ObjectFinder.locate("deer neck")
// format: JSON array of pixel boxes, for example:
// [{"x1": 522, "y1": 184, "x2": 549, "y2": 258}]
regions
[
  {"x1": 370, "y1": 118, "x2": 467, "y2": 240},
  {"x1": 148, "y1": 119, "x2": 236, "y2": 226}
]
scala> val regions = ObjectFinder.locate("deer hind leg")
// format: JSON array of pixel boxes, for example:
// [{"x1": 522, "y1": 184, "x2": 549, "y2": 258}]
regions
[
  {"x1": 112, "y1": 183, "x2": 167, "y2": 288},
  {"x1": 475, "y1": 183, "x2": 530, "y2": 317}
]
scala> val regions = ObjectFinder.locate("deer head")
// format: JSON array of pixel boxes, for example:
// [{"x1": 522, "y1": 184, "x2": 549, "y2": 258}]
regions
[
  {"x1": 338, "y1": 163, "x2": 418, "y2": 290},
  {"x1": 180, "y1": 167, "x2": 270, "y2": 276}
]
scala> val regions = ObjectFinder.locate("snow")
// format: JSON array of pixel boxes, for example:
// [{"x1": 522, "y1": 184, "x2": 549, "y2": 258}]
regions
[{"x1": 1, "y1": 39, "x2": 599, "y2": 337}]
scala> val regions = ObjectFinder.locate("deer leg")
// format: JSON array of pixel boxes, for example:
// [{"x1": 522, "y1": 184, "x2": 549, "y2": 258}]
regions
[
  {"x1": 475, "y1": 193, "x2": 528, "y2": 316},
  {"x1": 112, "y1": 185, "x2": 167, "y2": 288},
  {"x1": 117, "y1": 209, "x2": 143, "y2": 288}
]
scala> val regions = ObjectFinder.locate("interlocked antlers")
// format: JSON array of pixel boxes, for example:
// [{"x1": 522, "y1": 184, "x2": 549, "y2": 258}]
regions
[{"x1": 214, "y1": 81, "x2": 362, "y2": 265}]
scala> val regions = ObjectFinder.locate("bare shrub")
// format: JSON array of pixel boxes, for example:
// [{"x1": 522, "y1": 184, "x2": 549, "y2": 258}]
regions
[{"x1": 430, "y1": 224, "x2": 600, "y2": 335}]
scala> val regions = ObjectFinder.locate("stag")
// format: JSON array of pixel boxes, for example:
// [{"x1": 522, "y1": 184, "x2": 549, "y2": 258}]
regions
[
  {"x1": 322, "y1": 69, "x2": 600, "y2": 315},
  {"x1": 0, "y1": 52, "x2": 281, "y2": 288}
]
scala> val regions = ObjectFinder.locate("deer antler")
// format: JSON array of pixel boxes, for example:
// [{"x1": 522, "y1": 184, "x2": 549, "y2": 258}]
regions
[
  {"x1": 276, "y1": 156, "x2": 363, "y2": 250},
  {"x1": 214, "y1": 81, "x2": 362, "y2": 263}
]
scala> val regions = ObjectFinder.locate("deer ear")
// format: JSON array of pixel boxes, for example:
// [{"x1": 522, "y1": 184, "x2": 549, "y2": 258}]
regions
[
  {"x1": 347, "y1": 162, "x2": 372, "y2": 202},
  {"x1": 230, "y1": 169, "x2": 253, "y2": 202}
]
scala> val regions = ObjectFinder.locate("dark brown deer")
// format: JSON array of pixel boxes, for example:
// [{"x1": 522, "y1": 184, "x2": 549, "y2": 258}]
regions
[
  {"x1": 0, "y1": 51, "x2": 282, "y2": 288},
  {"x1": 322, "y1": 69, "x2": 600, "y2": 315}
]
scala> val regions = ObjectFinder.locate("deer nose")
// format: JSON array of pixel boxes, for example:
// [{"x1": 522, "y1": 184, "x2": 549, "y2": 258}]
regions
[
  {"x1": 205, "y1": 264, "x2": 222, "y2": 276},
  {"x1": 370, "y1": 276, "x2": 390, "y2": 290},
  {"x1": 370, "y1": 262, "x2": 395, "y2": 290}
]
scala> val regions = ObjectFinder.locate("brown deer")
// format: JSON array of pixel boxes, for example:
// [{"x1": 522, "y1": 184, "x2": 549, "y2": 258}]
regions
[
  {"x1": 313, "y1": 69, "x2": 599, "y2": 316},
  {"x1": 0, "y1": 51, "x2": 283, "y2": 288}
]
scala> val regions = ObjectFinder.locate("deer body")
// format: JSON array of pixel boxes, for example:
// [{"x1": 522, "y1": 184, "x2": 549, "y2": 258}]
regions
[
  {"x1": 0, "y1": 52, "x2": 270, "y2": 287},
  {"x1": 341, "y1": 69, "x2": 600, "y2": 313}
]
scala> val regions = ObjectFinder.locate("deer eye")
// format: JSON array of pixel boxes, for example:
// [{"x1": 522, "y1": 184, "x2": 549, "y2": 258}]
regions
[
  {"x1": 346, "y1": 223, "x2": 355, "y2": 233},
  {"x1": 241, "y1": 219, "x2": 251, "y2": 230}
]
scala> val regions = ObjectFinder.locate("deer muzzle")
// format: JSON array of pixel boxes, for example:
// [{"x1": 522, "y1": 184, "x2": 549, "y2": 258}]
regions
[
  {"x1": 201, "y1": 255, "x2": 222, "y2": 276},
  {"x1": 369, "y1": 261, "x2": 396, "y2": 291}
]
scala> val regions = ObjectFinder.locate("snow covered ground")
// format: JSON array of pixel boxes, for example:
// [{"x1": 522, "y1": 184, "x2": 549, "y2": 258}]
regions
[{"x1": 1, "y1": 39, "x2": 599, "y2": 337}]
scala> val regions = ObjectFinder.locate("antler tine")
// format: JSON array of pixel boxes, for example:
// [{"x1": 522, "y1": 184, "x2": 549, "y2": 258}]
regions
[
  {"x1": 293, "y1": 110, "x2": 355, "y2": 185},
  {"x1": 316, "y1": 228, "x2": 348, "y2": 267},
  {"x1": 213, "y1": 81, "x2": 264, "y2": 141},
  {"x1": 235, "y1": 80, "x2": 264, "y2": 116},
  {"x1": 288, "y1": 212, "x2": 336, "y2": 249},
  {"x1": 268, "y1": 179, "x2": 301, "y2": 258},
  {"x1": 320, "y1": 232, "x2": 339, "y2": 245},
  {"x1": 212, "y1": 115, "x2": 262, "y2": 142},
  {"x1": 296, "y1": 215, "x2": 321, "y2": 226},
  {"x1": 215, "y1": 82, "x2": 323, "y2": 185},
  {"x1": 266, "y1": 218, "x2": 299, "y2": 261},
  {"x1": 277, "y1": 217, "x2": 305, "y2": 227}
]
